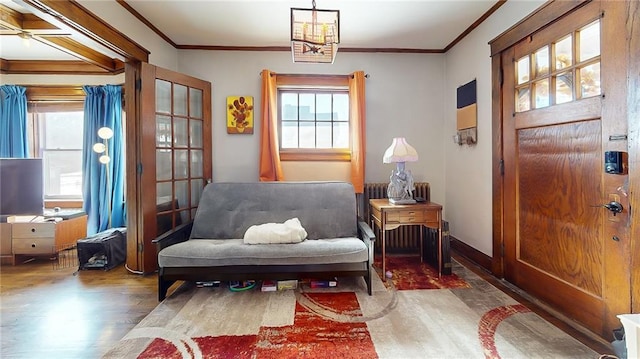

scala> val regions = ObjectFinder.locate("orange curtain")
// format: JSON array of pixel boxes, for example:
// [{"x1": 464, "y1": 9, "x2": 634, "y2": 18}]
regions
[
  {"x1": 259, "y1": 69, "x2": 284, "y2": 181},
  {"x1": 349, "y1": 71, "x2": 366, "y2": 193}
]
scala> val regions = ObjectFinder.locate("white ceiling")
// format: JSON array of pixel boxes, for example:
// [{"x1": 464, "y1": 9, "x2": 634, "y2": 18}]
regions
[
  {"x1": 0, "y1": 0, "x2": 501, "y2": 62},
  {"x1": 125, "y1": 0, "x2": 498, "y2": 49}
]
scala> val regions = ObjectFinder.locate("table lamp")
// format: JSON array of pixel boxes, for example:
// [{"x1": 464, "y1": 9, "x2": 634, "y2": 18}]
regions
[{"x1": 383, "y1": 137, "x2": 418, "y2": 204}]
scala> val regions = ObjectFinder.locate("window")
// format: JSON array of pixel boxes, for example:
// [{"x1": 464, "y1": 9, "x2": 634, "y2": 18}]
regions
[
  {"x1": 36, "y1": 111, "x2": 84, "y2": 199},
  {"x1": 515, "y1": 19, "x2": 601, "y2": 112},
  {"x1": 279, "y1": 90, "x2": 349, "y2": 149}
]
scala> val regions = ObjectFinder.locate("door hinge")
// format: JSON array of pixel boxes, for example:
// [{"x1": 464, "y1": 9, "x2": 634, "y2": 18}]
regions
[
  {"x1": 499, "y1": 159, "x2": 504, "y2": 176},
  {"x1": 499, "y1": 67, "x2": 504, "y2": 86},
  {"x1": 501, "y1": 242, "x2": 505, "y2": 257},
  {"x1": 138, "y1": 243, "x2": 143, "y2": 252},
  {"x1": 137, "y1": 163, "x2": 143, "y2": 174},
  {"x1": 135, "y1": 78, "x2": 142, "y2": 91}
]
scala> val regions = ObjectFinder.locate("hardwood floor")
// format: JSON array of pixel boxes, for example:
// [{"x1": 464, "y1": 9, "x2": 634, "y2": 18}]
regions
[
  {"x1": 0, "y1": 256, "x2": 157, "y2": 358},
  {"x1": 0, "y1": 252, "x2": 613, "y2": 358}
]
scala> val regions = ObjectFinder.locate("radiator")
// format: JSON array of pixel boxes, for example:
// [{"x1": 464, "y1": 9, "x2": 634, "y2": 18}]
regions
[{"x1": 360, "y1": 182, "x2": 430, "y2": 252}]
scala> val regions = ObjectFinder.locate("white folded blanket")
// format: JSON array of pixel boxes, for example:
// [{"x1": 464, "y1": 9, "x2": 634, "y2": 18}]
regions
[{"x1": 243, "y1": 218, "x2": 308, "y2": 244}]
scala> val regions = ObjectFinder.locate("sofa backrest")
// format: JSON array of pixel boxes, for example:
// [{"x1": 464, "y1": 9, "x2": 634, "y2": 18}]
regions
[{"x1": 190, "y1": 181, "x2": 358, "y2": 240}]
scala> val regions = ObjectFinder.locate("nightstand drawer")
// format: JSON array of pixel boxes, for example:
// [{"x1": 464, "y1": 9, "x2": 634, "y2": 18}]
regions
[
  {"x1": 12, "y1": 237, "x2": 55, "y2": 254},
  {"x1": 12, "y1": 223, "x2": 55, "y2": 238}
]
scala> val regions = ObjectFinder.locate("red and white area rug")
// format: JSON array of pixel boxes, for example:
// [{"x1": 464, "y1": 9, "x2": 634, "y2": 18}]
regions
[{"x1": 103, "y1": 257, "x2": 598, "y2": 358}]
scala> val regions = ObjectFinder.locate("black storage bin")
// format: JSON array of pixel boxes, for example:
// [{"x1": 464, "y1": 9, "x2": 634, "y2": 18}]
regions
[
  {"x1": 422, "y1": 220, "x2": 452, "y2": 275},
  {"x1": 77, "y1": 227, "x2": 127, "y2": 271}
]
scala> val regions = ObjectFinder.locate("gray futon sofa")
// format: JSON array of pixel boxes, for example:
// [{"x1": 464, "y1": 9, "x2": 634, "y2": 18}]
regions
[{"x1": 154, "y1": 181, "x2": 376, "y2": 300}]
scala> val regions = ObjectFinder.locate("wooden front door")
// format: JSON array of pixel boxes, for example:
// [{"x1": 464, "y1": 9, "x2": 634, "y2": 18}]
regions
[
  {"x1": 499, "y1": 1, "x2": 631, "y2": 337},
  {"x1": 135, "y1": 63, "x2": 212, "y2": 273}
]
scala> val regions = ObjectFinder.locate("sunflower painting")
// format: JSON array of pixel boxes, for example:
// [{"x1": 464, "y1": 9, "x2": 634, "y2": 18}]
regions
[{"x1": 226, "y1": 96, "x2": 254, "y2": 134}]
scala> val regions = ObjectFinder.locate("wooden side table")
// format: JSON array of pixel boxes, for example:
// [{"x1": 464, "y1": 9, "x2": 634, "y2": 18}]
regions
[{"x1": 369, "y1": 198, "x2": 443, "y2": 278}]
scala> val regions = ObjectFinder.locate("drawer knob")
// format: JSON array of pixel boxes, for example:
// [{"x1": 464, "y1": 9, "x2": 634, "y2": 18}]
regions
[
  {"x1": 31, "y1": 228, "x2": 36, "y2": 232},
  {"x1": 31, "y1": 243, "x2": 36, "y2": 248}
]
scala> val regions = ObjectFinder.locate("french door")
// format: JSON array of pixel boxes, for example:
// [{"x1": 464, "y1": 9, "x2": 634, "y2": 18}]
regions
[
  {"x1": 133, "y1": 63, "x2": 212, "y2": 273},
  {"x1": 498, "y1": 1, "x2": 630, "y2": 337}
]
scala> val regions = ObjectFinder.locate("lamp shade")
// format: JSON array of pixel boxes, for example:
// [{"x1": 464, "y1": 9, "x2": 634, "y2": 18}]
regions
[{"x1": 383, "y1": 137, "x2": 418, "y2": 163}]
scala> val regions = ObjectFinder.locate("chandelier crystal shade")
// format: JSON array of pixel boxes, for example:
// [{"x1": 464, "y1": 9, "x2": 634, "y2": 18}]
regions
[{"x1": 290, "y1": 1, "x2": 340, "y2": 64}]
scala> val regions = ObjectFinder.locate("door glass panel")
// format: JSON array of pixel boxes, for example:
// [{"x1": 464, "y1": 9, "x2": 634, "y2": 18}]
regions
[
  {"x1": 174, "y1": 118, "x2": 188, "y2": 147},
  {"x1": 156, "y1": 149, "x2": 172, "y2": 181},
  {"x1": 191, "y1": 179, "x2": 204, "y2": 206},
  {"x1": 534, "y1": 46, "x2": 549, "y2": 78},
  {"x1": 534, "y1": 79, "x2": 550, "y2": 108},
  {"x1": 175, "y1": 180, "x2": 189, "y2": 209},
  {"x1": 580, "y1": 62, "x2": 601, "y2": 98},
  {"x1": 190, "y1": 119, "x2": 203, "y2": 147},
  {"x1": 555, "y1": 35, "x2": 572, "y2": 70},
  {"x1": 189, "y1": 88, "x2": 203, "y2": 119},
  {"x1": 156, "y1": 115, "x2": 172, "y2": 147},
  {"x1": 173, "y1": 84, "x2": 188, "y2": 116},
  {"x1": 516, "y1": 56, "x2": 530, "y2": 85},
  {"x1": 156, "y1": 79, "x2": 171, "y2": 114},
  {"x1": 190, "y1": 150, "x2": 203, "y2": 177},
  {"x1": 517, "y1": 88, "x2": 530, "y2": 112},
  {"x1": 156, "y1": 182, "x2": 172, "y2": 205},
  {"x1": 555, "y1": 72, "x2": 573, "y2": 104},
  {"x1": 179, "y1": 210, "x2": 190, "y2": 226},
  {"x1": 174, "y1": 149, "x2": 189, "y2": 179},
  {"x1": 579, "y1": 21, "x2": 600, "y2": 61}
]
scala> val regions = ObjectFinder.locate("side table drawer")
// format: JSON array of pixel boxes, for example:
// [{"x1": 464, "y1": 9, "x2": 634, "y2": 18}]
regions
[
  {"x1": 387, "y1": 209, "x2": 427, "y2": 223},
  {"x1": 12, "y1": 223, "x2": 55, "y2": 238},
  {"x1": 12, "y1": 237, "x2": 55, "y2": 254}
]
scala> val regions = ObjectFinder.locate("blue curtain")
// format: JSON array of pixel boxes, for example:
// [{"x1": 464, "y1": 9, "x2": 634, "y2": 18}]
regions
[
  {"x1": 82, "y1": 85, "x2": 126, "y2": 235},
  {"x1": 0, "y1": 85, "x2": 29, "y2": 158}
]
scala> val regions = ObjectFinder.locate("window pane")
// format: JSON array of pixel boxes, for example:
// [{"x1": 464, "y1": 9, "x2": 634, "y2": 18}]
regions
[
  {"x1": 516, "y1": 87, "x2": 530, "y2": 112},
  {"x1": 156, "y1": 79, "x2": 171, "y2": 114},
  {"x1": 534, "y1": 46, "x2": 549, "y2": 78},
  {"x1": 516, "y1": 56, "x2": 530, "y2": 85},
  {"x1": 580, "y1": 62, "x2": 601, "y2": 98},
  {"x1": 174, "y1": 118, "x2": 188, "y2": 147},
  {"x1": 173, "y1": 84, "x2": 188, "y2": 116},
  {"x1": 189, "y1": 88, "x2": 203, "y2": 119},
  {"x1": 43, "y1": 150, "x2": 82, "y2": 196},
  {"x1": 555, "y1": 35, "x2": 572, "y2": 70},
  {"x1": 299, "y1": 122, "x2": 315, "y2": 148},
  {"x1": 42, "y1": 112, "x2": 83, "y2": 149},
  {"x1": 316, "y1": 94, "x2": 332, "y2": 121},
  {"x1": 316, "y1": 122, "x2": 332, "y2": 148},
  {"x1": 579, "y1": 21, "x2": 600, "y2": 62},
  {"x1": 281, "y1": 93, "x2": 298, "y2": 121},
  {"x1": 334, "y1": 94, "x2": 349, "y2": 121},
  {"x1": 534, "y1": 79, "x2": 550, "y2": 108},
  {"x1": 281, "y1": 122, "x2": 298, "y2": 148},
  {"x1": 333, "y1": 122, "x2": 349, "y2": 148},
  {"x1": 555, "y1": 72, "x2": 573, "y2": 104},
  {"x1": 299, "y1": 93, "x2": 315, "y2": 121},
  {"x1": 156, "y1": 182, "x2": 172, "y2": 204},
  {"x1": 156, "y1": 115, "x2": 172, "y2": 147}
]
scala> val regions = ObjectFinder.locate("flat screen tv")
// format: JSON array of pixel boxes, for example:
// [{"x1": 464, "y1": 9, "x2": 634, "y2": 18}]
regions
[{"x1": 0, "y1": 158, "x2": 44, "y2": 217}]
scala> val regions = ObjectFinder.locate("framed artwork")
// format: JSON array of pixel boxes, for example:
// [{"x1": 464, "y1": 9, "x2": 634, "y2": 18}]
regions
[{"x1": 227, "y1": 96, "x2": 254, "y2": 134}]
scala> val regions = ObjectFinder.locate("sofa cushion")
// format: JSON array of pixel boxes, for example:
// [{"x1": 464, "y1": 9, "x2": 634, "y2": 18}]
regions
[
  {"x1": 158, "y1": 237, "x2": 368, "y2": 267},
  {"x1": 190, "y1": 182, "x2": 358, "y2": 240}
]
